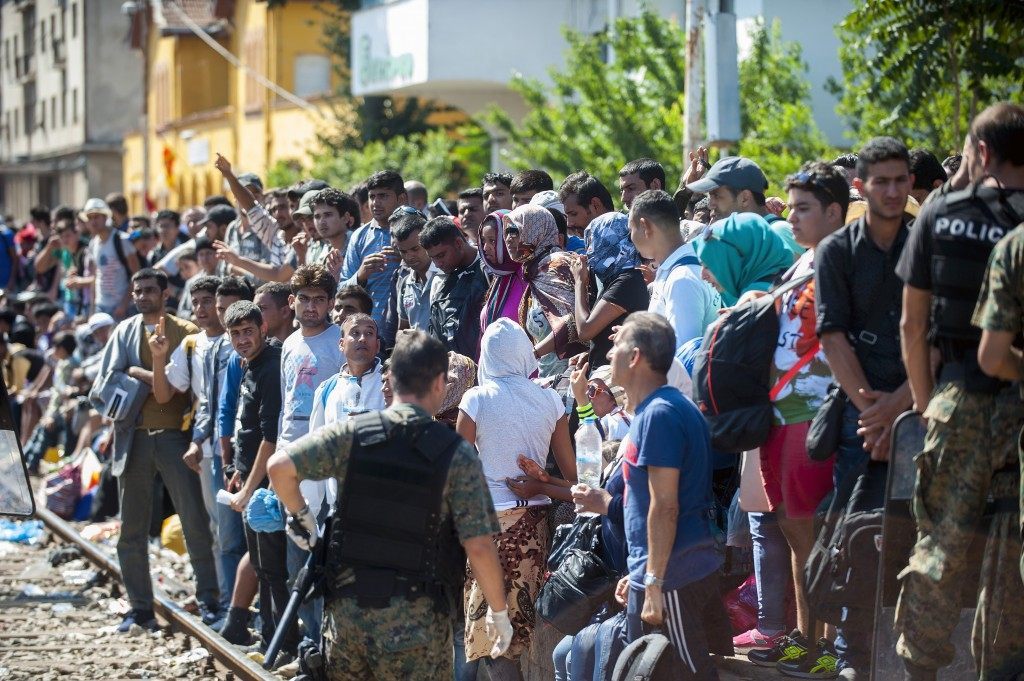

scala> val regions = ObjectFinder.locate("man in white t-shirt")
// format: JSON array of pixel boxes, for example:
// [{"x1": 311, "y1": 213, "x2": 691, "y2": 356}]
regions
[
  {"x1": 277, "y1": 264, "x2": 344, "y2": 643},
  {"x1": 80, "y1": 198, "x2": 140, "y2": 319},
  {"x1": 628, "y1": 190, "x2": 721, "y2": 351},
  {"x1": 148, "y1": 274, "x2": 228, "y2": 624}
]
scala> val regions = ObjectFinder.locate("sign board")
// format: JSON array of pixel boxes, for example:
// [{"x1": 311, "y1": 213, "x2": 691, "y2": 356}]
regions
[
  {"x1": 187, "y1": 137, "x2": 210, "y2": 167},
  {"x1": 351, "y1": 0, "x2": 429, "y2": 96}
]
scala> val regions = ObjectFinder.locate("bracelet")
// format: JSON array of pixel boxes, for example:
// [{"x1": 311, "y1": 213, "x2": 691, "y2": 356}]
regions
[{"x1": 576, "y1": 402, "x2": 595, "y2": 419}]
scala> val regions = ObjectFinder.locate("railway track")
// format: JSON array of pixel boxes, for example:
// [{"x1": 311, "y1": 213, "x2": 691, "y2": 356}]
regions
[{"x1": 0, "y1": 507, "x2": 276, "y2": 681}]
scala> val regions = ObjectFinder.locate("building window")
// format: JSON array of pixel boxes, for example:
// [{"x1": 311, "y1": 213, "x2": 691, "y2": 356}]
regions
[
  {"x1": 293, "y1": 55, "x2": 330, "y2": 98},
  {"x1": 24, "y1": 82, "x2": 36, "y2": 134},
  {"x1": 244, "y1": 30, "x2": 266, "y2": 111},
  {"x1": 61, "y1": 91, "x2": 66, "y2": 127},
  {"x1": 71, "y1": 4, "x2": 77, "y2": 39},
  {"x1": 40, "y1": 99, "x2": 46, "y2": 131},
  {"x1": 51, "y1": 95, "x2": 56, "y2": 129},
  {"x1": 72, "y1": 88, "x2": 78, "y2": 124},
  {"x1": 40, "y1": 19, "x2": 46, "y2": 53}
]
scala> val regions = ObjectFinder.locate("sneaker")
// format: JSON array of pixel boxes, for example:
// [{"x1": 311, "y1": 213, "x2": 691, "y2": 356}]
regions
[
  {"x1": 197, "y1": 601, "x2": 223, "y2": 628},
  {"x1": 778, "y1": 638, "x2": 839, "y2": 678},
  {"x1": 117, "y1": 609, "x2": 159, "y2": 633},
  {"x1": 747, "y1": 630, "x2": 808, "y2": 667},
  {"x1": 733, "y1": 627, "x2": 785, "y2": 650}
]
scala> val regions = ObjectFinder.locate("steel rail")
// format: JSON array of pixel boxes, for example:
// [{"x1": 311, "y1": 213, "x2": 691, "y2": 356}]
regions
[{"x1": 35, "y1": 505, "x2": 277, "y2": 681}]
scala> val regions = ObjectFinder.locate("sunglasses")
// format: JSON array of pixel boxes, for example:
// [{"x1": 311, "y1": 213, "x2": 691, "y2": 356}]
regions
[
  {"x1": 586, "y1": 383, "x2": 605, "y2": 399},
  {"x1": 390, "y1": 205, "x2": 422, "y2": 219},
  {"x1": 790, "y1": 171, "x2": 838, "y2": 203}
]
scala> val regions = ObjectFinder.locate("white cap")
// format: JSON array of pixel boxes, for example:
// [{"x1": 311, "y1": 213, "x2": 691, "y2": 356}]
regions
[
  {"x1": 86, "y1": 312, "x2": 115, "y2": 335},
  {"x1": 79, "y1": 197, "x2": 112, "y2": 222},
  {"x1": 529, "y1": 190, "x2": 565, "y2": 216}
]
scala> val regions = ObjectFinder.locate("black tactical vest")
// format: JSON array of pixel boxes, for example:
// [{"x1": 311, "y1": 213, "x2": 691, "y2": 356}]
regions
[
  {"x1": 929, "y1": 184, "x2": 1024, "y2": 350},
  {"x1": 325, "y1": 411, "x2": 466, "y2": 612}
]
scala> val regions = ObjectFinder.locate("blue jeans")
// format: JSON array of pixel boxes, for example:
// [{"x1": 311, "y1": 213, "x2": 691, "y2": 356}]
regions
[
  {"x1": 553, "y1": 634, "x2": 572, "y2": 680},
  {"x1": 833, "y1": 402, "x2": 871, "y2": 671},
  {"x1": 453, "y1": 623, "x2": 478, "y2": 681},
  {"x1": 748, "y1": 512, "x2": 789, "y2": 634},
  {"x1": 211, "y1": 455, "x2": 245, "y2": 607},
  {"x1": 553, "y1": 611, "x2": 628, "y2": 681}
]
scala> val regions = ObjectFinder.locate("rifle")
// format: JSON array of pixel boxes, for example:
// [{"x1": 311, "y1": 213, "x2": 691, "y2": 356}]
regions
[{"x1": 263, "y1": 511, "x2": 333, "y2": 672}]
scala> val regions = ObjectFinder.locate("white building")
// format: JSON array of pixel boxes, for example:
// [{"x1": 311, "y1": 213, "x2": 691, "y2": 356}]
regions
[
  {"x1": 351, "y1": 0, "x2": 852, "y2": 147},
  {"x1": 0, "y1": 0, "x2": 142, "y2": 220}
]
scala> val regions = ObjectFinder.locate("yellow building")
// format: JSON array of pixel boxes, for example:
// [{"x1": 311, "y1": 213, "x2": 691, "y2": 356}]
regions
[{"x1": 122, "y1": 0, "x2": 342, "y2": 212}]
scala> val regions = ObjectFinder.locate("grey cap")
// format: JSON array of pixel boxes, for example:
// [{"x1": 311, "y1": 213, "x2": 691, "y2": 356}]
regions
[
  {"x1": 686, "y1": 156, "x2": 768, "y2": 194},
  {"x1": 197, "y1": 204, "x2": 238, "y2": 226},
  {"x1": 292, "y1": 189, "x2": 320, "y2": 217},
  {"x1": 237, "y1": 172, "x2": 263, "y2": 193}
]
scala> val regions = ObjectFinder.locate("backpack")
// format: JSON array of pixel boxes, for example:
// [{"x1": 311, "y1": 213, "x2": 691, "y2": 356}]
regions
[
  {"x1": 110, "y1": 231, "x2": 134, "y2": 275},
  {"x1": 804, "y1": 460, "x2": 887, "y2": 625},
  {"x1": 692, "y1": 272, "x2": 815, "y2": 452},
  {"x1": 611, "y1": 633, "x2": 676, "y2": 681}
]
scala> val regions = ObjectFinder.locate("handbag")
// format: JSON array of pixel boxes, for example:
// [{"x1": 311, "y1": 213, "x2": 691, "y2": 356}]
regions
[
  {"x1": 536, "y1": 514, "x2": 619, "y2": 635},
  {"x1": 806, "y1": 384, "x2": 847, "y2": 461},
  {"x1": 43, "y1": 460, "x2": 83, "y2": 519}
]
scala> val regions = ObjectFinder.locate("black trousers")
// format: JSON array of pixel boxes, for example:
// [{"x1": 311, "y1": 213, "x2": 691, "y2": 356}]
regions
[{"x1": 243, "y1": 520, "x2": 300, "y2": 654}]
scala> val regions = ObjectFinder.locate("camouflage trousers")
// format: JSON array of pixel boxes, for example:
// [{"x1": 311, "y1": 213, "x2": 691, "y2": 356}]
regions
[
  {"x1": 895, "y1": 381, "x2": 1024, "y2": 678},
  {"x1": 323, "y1": 595, "x2": 453, "y2": 681}
]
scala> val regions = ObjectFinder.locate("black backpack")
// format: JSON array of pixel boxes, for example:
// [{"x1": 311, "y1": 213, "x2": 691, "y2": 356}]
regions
[
  {"x1": 804, "y1": 460, "x2": 887, "y2": 625},
  {"x1": 611, "y1": 633, "x2": 675, "y2": 681},
  {"x1": 692, "y1": 272, "x2": 813, "y2": 452}
]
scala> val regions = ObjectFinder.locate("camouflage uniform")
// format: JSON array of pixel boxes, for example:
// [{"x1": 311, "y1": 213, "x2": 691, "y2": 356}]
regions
[
  {"x1": 894, "y1": 226, "x2": 1024, "y2": 677},
  {"x1": 286, "y1": 403, "x2": 499, "y2": 681}
]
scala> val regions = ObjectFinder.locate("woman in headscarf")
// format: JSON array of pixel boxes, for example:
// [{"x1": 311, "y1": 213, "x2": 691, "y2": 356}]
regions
[
  {"x1": 694, "y1": 212, "x2": 794, "y2": 306},
  {"x1": 695, "y1": 211, "x2": 794, "y2": 657},
  {"x1": 456, "y1": 318, "x2": 576, "y2": 678},
  {"x1": 569, "y1": 212, "x2": 650, "y2": 367},
  {"x1": 434, "y1": 351, "x2": 477, "y2": 428},
  {"x1": 478, "y1": 209, "x2": 523, "y2": 333},
  {"x1": 503, "y1": 205, "x2": 589, "y2": 375}
]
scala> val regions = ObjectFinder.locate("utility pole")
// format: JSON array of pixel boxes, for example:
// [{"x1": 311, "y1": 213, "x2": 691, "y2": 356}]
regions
[{"x1": 683, "y1": 0, "x2": 705, "y2": 164}]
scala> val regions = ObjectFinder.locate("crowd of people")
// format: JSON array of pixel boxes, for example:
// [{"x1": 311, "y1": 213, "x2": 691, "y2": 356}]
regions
[{"x1": 1, "y1": 99, "x2": 1023, "y2": 681}]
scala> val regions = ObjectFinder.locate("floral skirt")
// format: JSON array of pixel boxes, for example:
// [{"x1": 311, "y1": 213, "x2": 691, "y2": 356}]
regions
[{"x1": 463, "y1": 505, "x2": 550, "y2": 661}]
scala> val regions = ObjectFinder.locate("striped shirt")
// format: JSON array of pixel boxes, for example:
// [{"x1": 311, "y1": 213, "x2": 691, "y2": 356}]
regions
[{"x1": 340, "y1": 220, "x2": 400, "y2": 326}]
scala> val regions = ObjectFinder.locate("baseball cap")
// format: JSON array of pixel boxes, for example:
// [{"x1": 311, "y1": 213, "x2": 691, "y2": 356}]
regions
[
  {"x1": 236, "y1": 173, "x2": 263, "y2": 193},
  {"x1": 78, "y1": 197, "x2": 112, "y2": 222},
  {"x1": 87, "y1": 312, "x2": 116, "y2": 335},
  {"x1": 686, "y1": 156, "x2": 768, "y2": 194},
  {"x1": 197, "y1": 204, "x2": 238, "y2": 227},
  {"x1": 292, "y1": 189, "x2": 319, "y2": 218}
]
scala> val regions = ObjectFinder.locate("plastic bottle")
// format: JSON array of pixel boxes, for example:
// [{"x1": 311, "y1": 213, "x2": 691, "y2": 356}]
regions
[
  {"x1": 573, "y1": 416, "x2": 603, "y2": 515},
  {"x1": 341, "y1": 375, "x2": 362, "y2": 415}
]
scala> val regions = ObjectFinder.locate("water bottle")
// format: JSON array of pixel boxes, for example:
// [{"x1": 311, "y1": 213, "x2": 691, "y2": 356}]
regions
[
  {"x1": 573, "y1": 417, "x2": 603, "y2": 515},
  {"x1": 341, "y1": 375, "x2": 361, "y2": 416}
]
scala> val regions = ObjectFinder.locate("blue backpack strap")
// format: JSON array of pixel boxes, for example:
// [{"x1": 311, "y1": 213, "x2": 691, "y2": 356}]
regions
[{"x1": 676, "y1": 255, "x2": 700, "y2": 268}]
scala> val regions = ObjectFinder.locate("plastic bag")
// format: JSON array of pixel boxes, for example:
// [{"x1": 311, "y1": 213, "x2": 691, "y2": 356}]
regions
[
  {"x1": 0, "y1": 519, "x2": 44, "y2": 544},
  {"x1": 723, "y1": 573, "x2": 759, "y2": 635}
]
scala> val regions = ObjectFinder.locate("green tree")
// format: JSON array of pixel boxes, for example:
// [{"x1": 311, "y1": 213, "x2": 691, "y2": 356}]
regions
[
  {"x1": 829, "y1": 0, "x2": 1024, "y2": 153},
  {"x1": 489, "y1": 12, "x2": 830, "y2": 204},
  {"x1": 737, "y1": 20, "x2": 831, "y2": 196},
  {"x1": 267, "y1": 125, "x2": 490, "y2": 198}
]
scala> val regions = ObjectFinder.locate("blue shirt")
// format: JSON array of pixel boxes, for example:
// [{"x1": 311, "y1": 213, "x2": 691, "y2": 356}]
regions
[
  {"x1": 601, "y1": 457, "x2": 628, "y2": 576},
  {"x1": 566, "y1": 235, "x2": 586, "y2": 253},
  {"x1": 217, "y1": 352, "x2": 243, "y2": 444},
  {"x1": 341, "y1": 221, "x2": 401, "y2": 327},
  {"x1": 622, "y1": 385, "x2": 720, "y2": 590}
]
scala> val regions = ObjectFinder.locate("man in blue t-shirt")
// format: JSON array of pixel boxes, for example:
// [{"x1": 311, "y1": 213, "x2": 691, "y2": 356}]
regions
[{"x1": 609, "y1": 311, "x2": 731, "y2": 678}]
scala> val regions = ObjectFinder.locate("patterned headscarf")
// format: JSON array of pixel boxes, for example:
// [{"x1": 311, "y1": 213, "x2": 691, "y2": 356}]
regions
[
  {"x1": 478, "y1": 209, "x2": 515, "y2": 275},
  {"x1": 505, "y1": 205, "x2": 588, "y2": 360},
  {"x1": 479, "y1": 210, "x2": 527, "y2": 329},
  {"x1": 436, "y1": 351, "x2": 477, "y2": 427},
  {"x1": 585, "y1": 212, "x2": 640, "y2": 284}
]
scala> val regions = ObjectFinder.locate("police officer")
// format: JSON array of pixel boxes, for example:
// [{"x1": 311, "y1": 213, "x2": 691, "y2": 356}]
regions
[
  {"x1": 267, "y1": 330, "x2": 513, "y2": 680},
  {"x1": 895, "y1": 102, "x2": 1024, "y2": 681}
]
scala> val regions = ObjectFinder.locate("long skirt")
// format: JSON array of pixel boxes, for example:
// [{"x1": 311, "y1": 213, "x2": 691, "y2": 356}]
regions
[{"x1": 463, "y1": 505, "x2": 550, "y2": 662}]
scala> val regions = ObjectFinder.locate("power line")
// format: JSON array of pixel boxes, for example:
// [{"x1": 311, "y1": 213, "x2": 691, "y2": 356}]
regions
[{"x1": 161, "y1": 1, "x2": 321, "y2": 116}]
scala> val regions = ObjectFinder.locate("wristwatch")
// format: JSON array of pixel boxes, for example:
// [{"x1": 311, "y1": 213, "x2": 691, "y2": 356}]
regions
[{"x1": 643, "y1": 572, "x2": 664, "y2": 588}]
